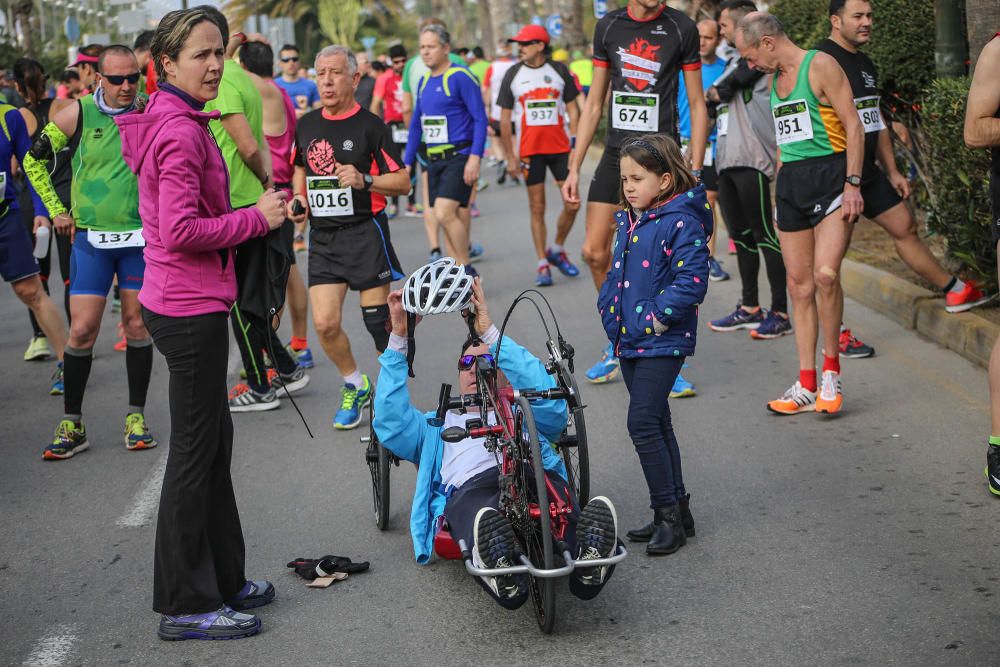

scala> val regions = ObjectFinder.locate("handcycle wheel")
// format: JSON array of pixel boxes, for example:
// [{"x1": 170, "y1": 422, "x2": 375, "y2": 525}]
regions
[
  {"x1": 365, "y1": 402, "x2": 391, "y2": 530},
  {"x1": 558, "y1": 367, "x2": 590, "y2": 505},
  {"x1": 515, "y1": 396, "x2": 557, "y2": 634}
]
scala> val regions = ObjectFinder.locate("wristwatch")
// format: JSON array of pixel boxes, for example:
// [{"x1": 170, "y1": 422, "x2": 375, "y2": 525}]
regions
[
  {"x1": 362, "y1": 174, "x2": 374, "y2": 190},
  {"x1": 845, "y1": 174, "x2": 862, "y2": 187}
]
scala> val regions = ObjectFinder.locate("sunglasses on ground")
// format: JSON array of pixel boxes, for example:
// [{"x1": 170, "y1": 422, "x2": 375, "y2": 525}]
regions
[
  {"x1": 281, "y1": 56, "x2": 300, "y2": 63},
  {"x1": 101, "y1": 72, "x2": 140, "y2": 85},
  {"x1": 458, "y1": 353, "x2": 495, "y2": 371}
]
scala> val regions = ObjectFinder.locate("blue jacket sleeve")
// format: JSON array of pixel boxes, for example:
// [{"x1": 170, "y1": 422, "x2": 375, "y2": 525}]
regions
[
  {"x1": 373, "y1": 348, "x2": 428, "y2": 464},
  {"x1": 491, "y1": 336, "x2": 568, "y2": 447},
  {"x1": 457, "y1": 71, "x2": 488, "y2": 157},
  {"x1": 652, "y1": 213, "x2": 710, "y2": 324},
  {"x1": 404, "y1": 90, "x2": 422, "y2": 167},
  {"x1": 7, "y1": 109, "x2": 46, "y2": 217}
]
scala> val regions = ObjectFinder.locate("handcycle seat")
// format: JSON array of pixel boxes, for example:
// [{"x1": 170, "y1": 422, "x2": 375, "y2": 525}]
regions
[{"x1": 433, "y1": 516, "x2": 463, "y2": 561}]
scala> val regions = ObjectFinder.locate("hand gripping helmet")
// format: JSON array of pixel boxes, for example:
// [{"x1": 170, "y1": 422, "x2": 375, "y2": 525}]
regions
[{"x1": 403, "y1": 258, "x2": 474, "y2": 315}]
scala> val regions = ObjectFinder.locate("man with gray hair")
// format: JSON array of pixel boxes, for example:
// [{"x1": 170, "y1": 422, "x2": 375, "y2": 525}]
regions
[{"x1": 733, "y1": 11, "x2": 864, "y2": 417}]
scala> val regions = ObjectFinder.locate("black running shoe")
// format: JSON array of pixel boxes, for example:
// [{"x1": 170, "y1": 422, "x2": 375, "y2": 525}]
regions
[
  {"x1": 473, "y1": 508, "x2": 526, "y2": 600},
  {"x1": 575, "y1": 496, "x2": 618, "y2": 586},
  {"x1": 986, "y1": 445, "x2": 1000, "y2": 497},
  {"x1": 158, "y1": 606, "x2": 260, "y2": 641}
]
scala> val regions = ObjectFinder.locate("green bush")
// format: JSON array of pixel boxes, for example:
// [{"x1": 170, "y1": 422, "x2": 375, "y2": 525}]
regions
[{"x1": 917, "y1": 76, "x2": 995, "y2": 283}]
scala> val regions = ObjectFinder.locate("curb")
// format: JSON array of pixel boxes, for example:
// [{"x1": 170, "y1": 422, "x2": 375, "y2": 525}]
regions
[{"x1": 840, "y1": 258, "x2": 998, "y2": 368}]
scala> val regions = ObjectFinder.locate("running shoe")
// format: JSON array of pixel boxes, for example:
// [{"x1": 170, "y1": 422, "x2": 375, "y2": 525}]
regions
[
  {"x1": 750, "y1": 311, "x2": 793, "y2": 339},
  {"x1": 228, "y1": 384, "x2": 280, "y2": 413},
  {"x1": 586, "y1": 343, "x2": 619, "y2": 384},
  {"x1": 839, "y1": 327, "x2": 875, "y2": 358},
  {"x1": 545, "y1": 247, "x2": 580, "y2": 277},
  {"x1": 815, "y1": 370, "x2": 843, "y2": 415},
  {"x1": 333, "y1": 375, "x2": 371, "y2": 430},
  {"x1": 986, "y1": 446, "x2": 1000, "y2": 497},
  {"x1": 386, "y1": 203, "x2": 398, "y2": 219},
  {"x1": 268, "y1": 367, "x2": 310, "y2": 395},
  {"x1": 535, "y1": 265, "x2": 553, "y2": 287},
  {"x1": 114, "y1": 323, "x2": 127, "y2": 352},
  {"x1": 49, "y1": 362, "x2": 64, "y2": 396},
  {"x1": 767, "y1": 381, "x2": 817, "y2": 415},
  {"x1": 24, "y1": 335, "x2": 51, "y2": 361},
  {"x1": 124, "y1": 413, "x2": 158, "y2": 450},
  {"x1": 43, "y1": 419, "x2": 89, "y2": 460},
  {"x1": 575, "y1": 496, "x2": 618, "y2": 586},
  {"x1": 945, "y1": 281, "x2": 994, "y2": 313},
  {"x1": 496, "y1": 160, "x2": 507, "y2": 184},
  {"x1": 709, "y1": 304, "x2": 765, "y2": 332},
  {"x1": 476, "y1": 178, "x2": 489, "y2": 193},
  {"x1": 111, "y1": 297, "x2": 121, "y2": 313},
  {"x1": 472, "y1": 507, "x2": 528, "y2": 602},
  {"x1": 226, "y1": 580, "x2": 275, "y2": 611},
  {"x1": 470, "y1": 203, "x2": 481, "y2": 218},
  {"x1": 708, "y1": 256, "x2": 730, "y2": 282},
  {"x1": 728, "y1": 238, "x2": 737, "y2": 255},
  {"x1": 293, "y1": 233, "x2": 307, "y2": 253},
  {"x1": 158, "y1": 606, "x2": 261, "y2": 641},
  {"x1": 287, "y1": 344, "x2": 314, "y2": 369},
  {"x1": 429, "y1": 248, "x2": 442, "y2": 263},
  {"x1": 669, "y1": 373, "x2": 696, "y2": 398},
  {"x1": 469, "y1": 242, "x2": 485, "y2": 262}
]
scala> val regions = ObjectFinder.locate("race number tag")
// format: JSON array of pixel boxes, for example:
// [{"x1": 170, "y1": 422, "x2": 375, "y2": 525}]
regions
[
  {"x1": 855, "y1": 96, "x2": 886, "y2": 134},
  {"x1": 611, "y1": 92, "x2": 659, "y2": 132},
  {"x1": 88, "y1": 228, "x2": 145, "y2": 249},
  {"x1": 421, "y1": 115, "x2": 449, "y2": 144},
  {"x1": 772, "y1": 99, "x2": 814, "y2": 146},
  {"x1": 391, "y1": 125, "x2": 409, "y2": 144},
  {"x1": 717, "y1": 105, "x2": 729, "y2": 137},
  {"x1": 306, "y1": 176, "x2": 354, "y2": 217},
  {"x1": 525, "y1": 99, "x2": 559, "y2": 126}
]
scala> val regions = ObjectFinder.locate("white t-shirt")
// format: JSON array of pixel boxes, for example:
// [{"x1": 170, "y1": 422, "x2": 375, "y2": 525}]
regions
[{"x1": 440, "y1": 410, "x2": 498, "y2": 490}]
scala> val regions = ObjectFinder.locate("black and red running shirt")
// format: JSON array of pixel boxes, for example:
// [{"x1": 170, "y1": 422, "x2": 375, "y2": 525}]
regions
[
  {"x1": 592, "y1": 4, "x2": 700, "y2": 148},
  {"x1": 292, "y1": 103, "x2": 403, "y2": 227},
  {"x1": 496, "y1": 59, "x2": 579, "y2": 157}
]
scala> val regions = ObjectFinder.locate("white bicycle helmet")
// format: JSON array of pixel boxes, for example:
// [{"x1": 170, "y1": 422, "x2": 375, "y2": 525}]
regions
[{"x1": 403, "y1": 257, "x2": 474, "y2": 315}]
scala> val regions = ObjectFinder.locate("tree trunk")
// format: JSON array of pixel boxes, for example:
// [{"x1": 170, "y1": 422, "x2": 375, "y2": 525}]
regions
[
  {"x1": 555, "y1": 0, "x2": 585, "y2": 47},
  {"x1": 479, "y1": 0, "x2": 496, "y2": 56},
  {"x1": 966, "y1": 0, "x2": 1000, "y2": 70},
  {"x1": 488, "y1": 0, "x2": 516, "y2": 50},
  {"x1": 449, "y1": 0, "x2": 466, "y2": 46},
  {"x1": 934, "y1": 0, "x2": 967, "y2": 77}
]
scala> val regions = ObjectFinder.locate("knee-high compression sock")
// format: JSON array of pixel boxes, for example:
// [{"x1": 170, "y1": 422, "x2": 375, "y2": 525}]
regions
[
  {"x1": 63, "y1": 345, "x2": 94, "y2": 420},
  {"x1": 126, "y1": 338, "x2": 154, "y2": 414},
  {"x1": 362, "y1": 304, "x2": 390, "y2": 353}
]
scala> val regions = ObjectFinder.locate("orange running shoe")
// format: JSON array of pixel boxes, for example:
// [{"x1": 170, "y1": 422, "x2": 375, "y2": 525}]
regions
[
  {"x1": 114, "y1": 322, "x2": 127, "y2": 352},
  {"x1": 945, "y1": 280, "x2": 994, "y2": 313},
  {"x1": 767, "y1": 381, "x2": 816, "y2": 415},
  {"x1": 815, "y1": 370, "x2": 843, "y2": 414}
]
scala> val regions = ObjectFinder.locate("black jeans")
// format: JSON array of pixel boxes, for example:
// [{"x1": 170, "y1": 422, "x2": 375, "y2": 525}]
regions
[
  {"x1": 619, "y1": 356, "x2": 686, "y2": 509},
  {"x1": 142, "y1": 307, "x2": 247, "y2": 615}
]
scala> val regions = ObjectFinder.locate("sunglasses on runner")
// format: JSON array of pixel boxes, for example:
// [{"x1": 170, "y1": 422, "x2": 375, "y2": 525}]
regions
[
  {"x1": 458, "y1": 353, "x2": 495, "y2": 371},
  {"x1": 101, "y1": 72, "x2": 140, "y2": 85},
  {"x1": 391, "y1": 58, "x2": 407, "y2": 65},
  {"x1": 281, "y1": 56, "x2": 300, "y2": 63}
]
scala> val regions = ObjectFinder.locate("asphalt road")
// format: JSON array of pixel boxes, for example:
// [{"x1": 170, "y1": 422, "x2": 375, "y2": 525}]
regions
[{"x1": 2, "y1": 160, "x2": 998, "y2": 666}]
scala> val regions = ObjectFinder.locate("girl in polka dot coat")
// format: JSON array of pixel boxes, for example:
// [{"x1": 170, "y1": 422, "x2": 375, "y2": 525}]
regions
[{"x1": 596, "y1": 134, "x2": 711, "y2": 556}]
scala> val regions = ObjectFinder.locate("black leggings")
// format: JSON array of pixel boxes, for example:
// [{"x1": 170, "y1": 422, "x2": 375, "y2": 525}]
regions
[
  {"x1": 716, "y1": 168, "x2": 787, "y2": 313},
  {"x1": 142, "y1": 308, "x2": 247, "y2": 615}
]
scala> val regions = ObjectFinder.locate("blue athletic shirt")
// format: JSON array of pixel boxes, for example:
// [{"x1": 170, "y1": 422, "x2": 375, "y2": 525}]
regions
[
  {"x1": 403, "y1": 64, "x2": 488, "y2": 166},
  {"x1": 274, "y1": 76, "x2": 320, "y2": 111},
  {"x1": 0, "y1": 107, "x2": 45, "y2": 216},
  {"x1": 677, "y1": 57, "x2": 728, "y2": 145}
]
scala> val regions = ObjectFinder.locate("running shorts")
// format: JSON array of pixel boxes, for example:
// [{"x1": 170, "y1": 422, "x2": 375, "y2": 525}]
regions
[
  {"x1": 861, "y1": 170, "x2": 904, "y2": 220},
  {"x1": 0, "y1": 207, "x2": 39, "y2": 283},
  {"x1": 427, "y1": 153, "x2": 473, "y2": 208},
  {"x1": 308, "y1": 213, "x2": 404, "y2": 291},
  {"x1": 69, "y1": 228, "x2": 145, "y2": 296},
  {"x1": 701, "y1": 164, "x2": 718, "y2": 193},
  {"x1": 587, "y1": 145, "x2": 621, "y2": 205},
  {"x1": 522, "y1": 152, "x2": 570, "y2": 186},
  {"x1": 775, "y1": 153, "x2": 847, "y2": 232}
]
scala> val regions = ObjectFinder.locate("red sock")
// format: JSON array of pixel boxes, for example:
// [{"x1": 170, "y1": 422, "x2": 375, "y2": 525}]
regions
[
  {"x1": 291, "y1": 336, "x2": 308, "y2": 351},
  {"x1": 799, "y1": 369, "x2": 817, "y2": 393},
  {"x1": 822, "y1": 355, "x2": 840, "y2": 374}
]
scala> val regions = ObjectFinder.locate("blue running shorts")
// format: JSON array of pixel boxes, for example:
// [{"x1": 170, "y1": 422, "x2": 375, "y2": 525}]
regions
[{"x1": 69, "y1": 228, "x2": 145, "y2": 296}]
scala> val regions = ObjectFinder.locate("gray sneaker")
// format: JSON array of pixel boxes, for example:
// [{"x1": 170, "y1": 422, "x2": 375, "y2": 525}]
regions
[
  {"x1": 269, "y1": 367, "x2": 310, "y2": 395},
  {"x1": 158, "y1": 606, "x2": 261, "y2": 641},
  {"x1": 229, "y1": 385, "x2": 280, "y2": 413}
]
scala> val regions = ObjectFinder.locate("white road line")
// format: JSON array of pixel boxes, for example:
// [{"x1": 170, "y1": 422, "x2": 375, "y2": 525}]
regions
[
  {"x1": 22, "y1": 625, "x2": 78, "y2": 667},
  {"x1": 115, "y1": 453, "x2": 168, "y2": 528}
]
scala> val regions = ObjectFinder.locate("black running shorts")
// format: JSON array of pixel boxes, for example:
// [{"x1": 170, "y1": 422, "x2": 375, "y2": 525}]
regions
[
  {"x1": 701, "y1": 164, "x2": 718, "y2": 193},
  {"x1": 861, "y1": 170, "x2": 904, "y2": 220},
  {"x1": 521, "y1": 152, "x2": 570, "y2": 186},
  {"x1": 587, "y1": 145, "x2": 621, "y2": 205},
  {"x1": 307, "y1": 213, "x2": 404, "y2": 291},
  {"x1": 427, "y1": 153, "x2": 473, "y2": 208},
  {"x1": 775, "y1": 153, "x2": 847, "y2": 232}
]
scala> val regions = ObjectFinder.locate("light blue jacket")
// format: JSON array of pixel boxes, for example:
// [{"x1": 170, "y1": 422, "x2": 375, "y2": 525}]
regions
[{"x1": 374, "y1": 335, "x2": 568, "y2": 564}]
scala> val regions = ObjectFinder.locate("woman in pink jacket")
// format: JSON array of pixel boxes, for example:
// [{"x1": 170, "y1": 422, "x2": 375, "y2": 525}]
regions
[{"x1": 116, "y1": 8, "x2": 286, "y2": 641}]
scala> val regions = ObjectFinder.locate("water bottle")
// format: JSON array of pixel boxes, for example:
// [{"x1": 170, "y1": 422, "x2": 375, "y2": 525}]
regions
[{"x1": 33, "y1": 225, "x2": 50, "y2": 259}]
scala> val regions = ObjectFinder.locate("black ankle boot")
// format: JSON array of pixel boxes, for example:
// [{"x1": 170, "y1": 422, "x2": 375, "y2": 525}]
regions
[
  {"x1": 679, "y1": 494, "x2": 695, "y2": 537},
  {"x1": 647, "y1": 504, "x2": 686, "y2": 556},
  {"x1": 626, "y1": 516, "x2": 656, "y2": 543}
]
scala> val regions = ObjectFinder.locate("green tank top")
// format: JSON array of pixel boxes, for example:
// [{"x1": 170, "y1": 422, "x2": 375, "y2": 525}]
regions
[
  {"x1": 769, "y1": 50, "x2": 846, "y2": 163},
  {"x1": 71, "y1": 96, "x2": 141, "y2": 231}
]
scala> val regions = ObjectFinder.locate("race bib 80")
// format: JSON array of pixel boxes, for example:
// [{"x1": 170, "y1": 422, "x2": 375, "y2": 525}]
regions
[
  {"x1": 855, "y1": 96, "x2": 886, "y2": 134},
  {"x1": 307, "y1": 176, "x2": 354, "y2": 217}
]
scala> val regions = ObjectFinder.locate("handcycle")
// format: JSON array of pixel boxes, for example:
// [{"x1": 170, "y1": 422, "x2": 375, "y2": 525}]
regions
[{"x1": 360, "y1": 402, "x2": 399, "y2": 530}]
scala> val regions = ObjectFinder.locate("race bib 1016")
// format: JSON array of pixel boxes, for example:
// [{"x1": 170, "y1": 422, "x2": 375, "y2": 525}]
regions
[
  {"x1": 772, "y1": 99, "x2": 814, "y2": 146},
  {"x1": 307, "y1": 176, "x2": 354, "y2": 217},
  {"x1": 611, "y1": 92, "x2": 659, "y2": 132}
]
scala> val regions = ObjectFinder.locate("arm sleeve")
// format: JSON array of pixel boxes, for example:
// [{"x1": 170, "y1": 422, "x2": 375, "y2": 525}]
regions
[
  {"x1": 8, "y1": 110, "x2": 47, "y2": 217},
  {"x1": 22, "y1": 121, "x2": 67, "y2": 217},
  {"x1": 651, "y1": 213, "x2": 710, "y2": 325},
  {"x1": 373, "y1": 347, "x2": 428, "y2": 464},
  {"x1": 496, "y1": 65, "x2": 517, "y2": 110},
  {"x1": 154, "y1": 131, "x2": 269, "y2": 252},
  {"x1": 457, "y1": 71, "x2": 488, "y2": 157}
]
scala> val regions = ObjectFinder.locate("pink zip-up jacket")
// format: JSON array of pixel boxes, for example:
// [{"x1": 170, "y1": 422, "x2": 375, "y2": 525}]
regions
[{"x1": 116, "y1": 89, "x2": 269, "y2": 317}]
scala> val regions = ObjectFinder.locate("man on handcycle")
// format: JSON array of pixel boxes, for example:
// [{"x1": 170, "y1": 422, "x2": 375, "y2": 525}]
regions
[{"x1": 375, "y1": 277, "x2": 620, "y2": 609}]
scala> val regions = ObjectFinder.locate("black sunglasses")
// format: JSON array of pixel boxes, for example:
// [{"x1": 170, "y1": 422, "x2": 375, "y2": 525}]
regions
[
  {"x1": 281, "y1": 56, "x2": 300, "y2": 63},
  {"x1": 391, "y1": 58, "x2": 407, "y2": 65},
  {"x1": 458, "y1": 353, "x2": 495, "y2": 371},
  {"x1": 101, "y1": 72, "x2": 140, "y2": 85}
]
